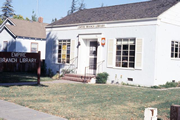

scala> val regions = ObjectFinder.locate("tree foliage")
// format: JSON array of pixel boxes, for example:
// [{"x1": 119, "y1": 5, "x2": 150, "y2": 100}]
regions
[
  {"x1": 78, "y1": 0, "x2": 85, "y2": 11},
  {"x1": 13, "y1": 14, "x2": 24, "y2": 20},
  {"x1": 1, "y1": 0, "x2": 14, "y2": 20},
  {"x1": 31, "y1": 10, "x2": 37, "y2": 22},
  {"x1": 67, "y1": 0, "x2": 86, "y2": 15},
  {"x1": 0, "y1": 18, "x2": 3, "y2": 25},
  {"x1": 51, "y1": 18, "x2": 57, "y2": 23}
]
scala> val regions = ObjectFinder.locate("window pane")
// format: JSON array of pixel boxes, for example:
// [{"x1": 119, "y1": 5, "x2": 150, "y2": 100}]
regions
[
  {"x1": 130, "y1": 39, "x2": 135, "y2": 44},
  {"x1": 129, "y1": 63, "x2": 134, "y2": 68},
  {"x1": 123, "y1": 45, "x2": 128, "y2": 50},
  {"x1": 171, "y1": 47, "x2": 174, "y2": 52},
  {"x1": 123, "y1": 51, "x2": 128, "y2": 55},
  {"x1": 130, "y1": 45, "x2": 135, "y2": 50},
  {"x1": 3, "y1": 41, "x2": 8, "y2": 51},
  {"x1": 116, "y1": 51, "x2": 121, "y2": 55},
  {"x1": 122, "y1": 57, "x2": 128, "y2": 61},
  {"x1": 116, "y1": 56, "x2": 121, "y2": 62},
  {"x1": 117, "y1": 39, "x2": 122, "y2": 45},
  {"x1": 122, "y1": 39, "x2": 128, "y2": 44},
  {"x1": 129, "y1": 57, "x2": 135, "y2": 62},
  {"x1": 67, "y1": 50, "x2": 70, "y2": 54},
  {"x1": 59, "y1": 45, "x2": 61, "y2": 50},
  {"x1": 31, "y1": 43, "x2": 38, "y2": 52},
  {"x1": 130, "y1": 51, "x2": 135, "y2": 56},
  {"x1": 122, "y1": 62, "x2": 128, "y2": 67},
  {"x1": 171, "y1": 53, "x2": 174, "y2": 58},
  {"x1": 117, "y1": 45, "x2": 121, "y2": 50},
  {"x1": 116, "y1": 62, "x2": 121, "y2": 67},
  {"x1": 175, "y1": 53, "x2": 178, "y2": 58}
]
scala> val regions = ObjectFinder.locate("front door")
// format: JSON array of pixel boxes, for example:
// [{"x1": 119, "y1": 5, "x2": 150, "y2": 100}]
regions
[{"x1": 89, "y1": 41, "x2": 98, "y2": 75}]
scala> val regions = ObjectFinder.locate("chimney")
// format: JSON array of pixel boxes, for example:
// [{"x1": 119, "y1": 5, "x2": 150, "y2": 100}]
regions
[{"x1": 38, "y1": 17, "x2": 43, "y2": 23}]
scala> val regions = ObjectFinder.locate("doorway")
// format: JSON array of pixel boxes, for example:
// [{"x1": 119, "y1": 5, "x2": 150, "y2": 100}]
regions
[{"x1": 88, "y1": 41, "x2": 98, "y2": 75}]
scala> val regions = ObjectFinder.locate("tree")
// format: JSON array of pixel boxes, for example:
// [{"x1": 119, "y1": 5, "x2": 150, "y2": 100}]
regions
[
  {"x1": 67, "y1": 0, "x2": 77, "y2": 15},
  {"x1": 51, "y1": 18, "x2": 57, "y2": 23},
  {"x1": 0, "y1": 18, "x2": 3, "y2": 25},
  {"x1": 25, "y1": 17, "x2": 30, "y2": 21},
  {"x1": 78, "y1": 0, "x2": 85, "y2": 11},
  {"x1": 1, "y1": 0, "x2": 14, "y2": 20},
  {"x1": 31, "y1": 10, "x2": 37, "y2": 22},
  {"x1": 67, "y1": 0, "x2": 86, "y2": 15},
  {"x1": 13, "y1": 14, "x2": 24, "y2": 20}
]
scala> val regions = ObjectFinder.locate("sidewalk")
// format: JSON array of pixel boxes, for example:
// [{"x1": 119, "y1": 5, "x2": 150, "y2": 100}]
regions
[{"x1": 0, "y1": 100, "x2": 66, "y2": 120}]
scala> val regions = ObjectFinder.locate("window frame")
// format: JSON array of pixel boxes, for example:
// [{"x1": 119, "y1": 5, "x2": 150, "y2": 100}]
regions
[
  {"x1": 58, "y1": 39, "x2": 71, "y2": 64},
  {"x1": 171, "y1": 40, "x2": 180, "y2": 59},
  {"x1": 115, "y1": 38, "x2": 136, "y2": 68},
  {"x1": 3, "y1": 41, "x2": 8, "y2": 52},
  {"x1": 31, "y1": 42, "x2": 38, "y2": 53}
]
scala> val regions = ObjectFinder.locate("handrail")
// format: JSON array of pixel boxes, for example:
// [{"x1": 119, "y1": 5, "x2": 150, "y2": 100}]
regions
[
  {"x1": 63, "y1": 56, "x2": 78, "y2": 75},
  {"x1": 84, "y1": 60, "x2": 105, "y2": 82}
]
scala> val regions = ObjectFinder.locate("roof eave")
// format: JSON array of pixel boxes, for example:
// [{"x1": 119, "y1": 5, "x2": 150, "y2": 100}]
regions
[{"x1": 46, "y1": 17, "x2": 158, "y2": 28}]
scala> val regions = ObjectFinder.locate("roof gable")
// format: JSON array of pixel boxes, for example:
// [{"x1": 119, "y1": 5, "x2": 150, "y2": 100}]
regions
[
  {"x1": 2, "y1": 18, "x2": 48, "y2": 39},
  {"x1": 49, "y1": 0, "x2": 178, "y2": 26}
]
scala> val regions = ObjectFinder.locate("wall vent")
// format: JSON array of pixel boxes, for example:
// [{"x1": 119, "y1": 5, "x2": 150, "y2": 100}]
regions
[{"x1": 128, "y1": 78, "x2": 133, "y2": 81}]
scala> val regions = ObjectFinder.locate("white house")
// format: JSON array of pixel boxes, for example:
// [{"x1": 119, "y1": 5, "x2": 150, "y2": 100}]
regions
[
  {"x1": 0, "y1": 17, "x2": 47, "y2": 60},
  {"x1": 46, "y1": 0, "x2": 180, "y2": 86}
]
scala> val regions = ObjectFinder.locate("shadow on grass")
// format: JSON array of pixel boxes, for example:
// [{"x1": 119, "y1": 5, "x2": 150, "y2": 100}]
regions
[
  {"x1": 1, "y1": 83, "x2": 49, "y2": 88},
  {"x1": 0, "y1": 72, "x2": 50, "y2": 87}
]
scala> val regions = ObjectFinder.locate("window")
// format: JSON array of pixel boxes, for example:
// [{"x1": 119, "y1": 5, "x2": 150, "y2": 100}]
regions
[
  {"x1": 116, "y1": 38, "x2": 135, "y2": 68},
  {"x1": 3, "y1": 41, "x2": 8, "y2": 52},
  {"x1": 171, "y1": 41, "x2": 180, "y2": 58},
  {"x1": 31, "y1": 42, "x2": 38, "y2": 53},
  {"x1": 58, "y1": 40, "x2": 70, "y2": 63}
]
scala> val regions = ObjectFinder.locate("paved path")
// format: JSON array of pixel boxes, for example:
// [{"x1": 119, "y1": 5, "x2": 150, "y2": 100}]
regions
[
  {"x1": 41, "y1": 80, "x2": 83, "y2": 84},
  {"x1": 0, "y1": 100, "x2": 66, "y2": 120}
]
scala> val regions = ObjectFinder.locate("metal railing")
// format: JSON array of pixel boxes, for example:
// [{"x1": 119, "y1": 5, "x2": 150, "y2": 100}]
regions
[
  {"x1": 62, "y1": 56, "x2": 78, "y2": 75},
  {"x1": 84, "y1": 60, "x2": 105, "y2": 81}
]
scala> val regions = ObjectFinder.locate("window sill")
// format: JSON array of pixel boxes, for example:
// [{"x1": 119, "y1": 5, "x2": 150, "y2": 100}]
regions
[
  {"x1": 112, "y1": 67, "x2": 135, "y2": 70},
  {"x1": 107, "y1": 66, "x2": 142, "y2": 70},
  {"x1": 55, "y1": 63, "x2": 70, "y2": 65},
  {"x1": 171, "y1": 58, "x2": 180, "y2": 61}
]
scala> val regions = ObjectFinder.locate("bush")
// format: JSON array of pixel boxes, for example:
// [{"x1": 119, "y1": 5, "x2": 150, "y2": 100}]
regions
[
  {"x1": 160, "y1": 82, "x2": 178, "y2": 88},
  {"x1": 96, "y1": 72, "x2": 109, "y2": 84},
  {"x1": 151, "y1": 85, "x2": 161, "y2": 89}
]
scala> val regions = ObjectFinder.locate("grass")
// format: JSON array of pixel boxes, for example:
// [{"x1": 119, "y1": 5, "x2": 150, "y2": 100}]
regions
[
  {"x1": 0, "y1": 72, "x2": 53, "y2": 83},
  {"x1": 0, "y1": 84, "x2": 179, "y2": 120}
]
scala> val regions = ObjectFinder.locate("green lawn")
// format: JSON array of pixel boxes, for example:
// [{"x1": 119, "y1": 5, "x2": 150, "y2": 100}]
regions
[
  {"x1": 0, "y1": 84, "x2": 179, "y2": 120},
  {"x1": 0, "y1": 72, "x2": 53, "y2": 83}
]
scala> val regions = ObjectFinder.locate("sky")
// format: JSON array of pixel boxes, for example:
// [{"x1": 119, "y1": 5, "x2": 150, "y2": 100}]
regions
[{"x1": 0, "y1": 0, "x2": 149, "y2": 24}]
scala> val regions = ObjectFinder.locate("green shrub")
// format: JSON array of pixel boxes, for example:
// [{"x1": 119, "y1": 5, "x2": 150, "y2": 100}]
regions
[
  {"x1": 96, "y1": 72, "x2": 109, "y2": 84},
  {"x1": 151, "y1": 85, "x2": 161, "y2": 89},
  {"x1": 160, "y1": 82, "x2": 178, "y2": 88},
  {"x1": 47, "y1": 68, "x2": 54, "y2": 77}
]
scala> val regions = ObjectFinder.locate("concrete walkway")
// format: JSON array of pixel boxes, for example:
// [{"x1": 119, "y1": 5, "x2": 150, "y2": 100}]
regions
[
  {"x1": 41, "y1": 80, "x2": 83, "y2": 84},
  {"x1": 0, "y1": 100, "x2": 66, "y2": 120}
]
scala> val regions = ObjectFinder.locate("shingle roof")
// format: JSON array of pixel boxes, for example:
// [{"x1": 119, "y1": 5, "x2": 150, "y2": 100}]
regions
[
  {"x1": 5, "y1": 18, "x2": 48, "y2": 39},
  {"x1": 49, "y1": 0, "x2": 178, "y2": 26}
]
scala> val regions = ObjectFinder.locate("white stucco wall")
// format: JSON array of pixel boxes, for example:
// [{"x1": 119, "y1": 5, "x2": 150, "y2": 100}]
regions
[
  {"x1": 0, "y1": 28, "x2": 16, "y2": 52},
  {"x1": 154, "y1": 2, "x2": 180, "y2": 85},
  {"x1": 46, "y1": 20, "x2": 158, "y2": 86},
  {"x1": 16, "y1": 38, "x2": 46, "y2": 60}
]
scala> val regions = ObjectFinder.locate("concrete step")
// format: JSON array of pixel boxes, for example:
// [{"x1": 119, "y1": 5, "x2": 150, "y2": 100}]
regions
[
  {"x1": 64, "y1": 73, "x2": 95, "y2": 79},
  {"x1": 61, "y1": 76, "x2": 91, "y2": 83}
]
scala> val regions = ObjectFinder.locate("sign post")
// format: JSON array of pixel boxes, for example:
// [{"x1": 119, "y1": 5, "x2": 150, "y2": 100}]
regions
[
  {"x1": 0, "y1": 52, "x2": 41, "y2": 84},
  {"x1": 37, "y1": 51, "x2": 41, "y2": 85}
]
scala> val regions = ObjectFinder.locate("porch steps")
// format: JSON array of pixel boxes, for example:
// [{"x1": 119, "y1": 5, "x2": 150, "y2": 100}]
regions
[{"x1": 61, "y1": 73, "x2": 95, "y2": 83}]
